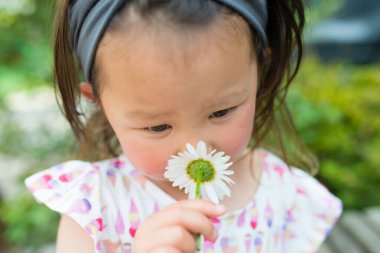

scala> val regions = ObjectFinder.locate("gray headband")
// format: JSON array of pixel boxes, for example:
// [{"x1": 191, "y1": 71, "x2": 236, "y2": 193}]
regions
[{"x1": 69, "y1": 0, "x2": 268, "y2": 82}]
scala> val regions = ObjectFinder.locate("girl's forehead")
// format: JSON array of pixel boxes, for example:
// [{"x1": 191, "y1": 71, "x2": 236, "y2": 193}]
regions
[
  {"x1": 97, "y1": 12, "x2": 252, "y2": 69},
  {"x1": 95, "y1": 13, "x2": 255, "y2": 105}
]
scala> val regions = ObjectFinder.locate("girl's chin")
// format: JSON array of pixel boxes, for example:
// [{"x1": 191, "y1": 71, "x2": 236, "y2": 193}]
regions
[{"x1": 143, "y1": 172, "x2": 167, "y2": 182}]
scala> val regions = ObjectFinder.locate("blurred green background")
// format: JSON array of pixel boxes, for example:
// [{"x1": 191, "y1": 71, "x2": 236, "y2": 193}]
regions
[{"x1": 0, "y1": 0, "x2": 379, "y2": 252}]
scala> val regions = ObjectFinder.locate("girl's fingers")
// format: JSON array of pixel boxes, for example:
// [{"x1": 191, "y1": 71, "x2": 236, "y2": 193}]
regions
[
  {"x1": 150, "y1": 247, "x2": 181, "y2": 253},
  {"x1": 163, "y1": 208, "x2": 217, "y2": 241},
  {"x1": 169, "y1": 199, "x2": 226, "y2": 217},
  {"x1": 142, "y1": 200, "x2": 224, "y2": 241},
  {"x1": 134, "y1": 199, "x2": 226, "y2": 252},
  {"x1": 146, "y1": 226, "x2": 197, "y2": 253}
]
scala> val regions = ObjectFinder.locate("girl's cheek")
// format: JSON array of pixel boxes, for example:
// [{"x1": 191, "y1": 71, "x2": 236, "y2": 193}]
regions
[
  {"x1": 221, "y1": 105, "x2": 255, "y2": 159},
  {"x1": 120, "y1": 140, "x2": 170, "y2": 179}
]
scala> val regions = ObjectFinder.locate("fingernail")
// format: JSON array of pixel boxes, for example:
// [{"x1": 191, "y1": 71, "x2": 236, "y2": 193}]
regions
[{"x1": 215, "y1": 204, "x2": 226, "y2": 213}]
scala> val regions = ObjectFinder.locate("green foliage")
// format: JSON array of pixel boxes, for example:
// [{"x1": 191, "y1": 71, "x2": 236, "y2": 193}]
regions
[
  {"x1": 288, "y1": 57, "x2": 380, "y2": 209},
  {"x1": 306, "y1": 0, "x2": 344, "y2": 23},
  {"x1": 0, "y1": 0, "x2": 55, "y2": 103},
  {"x1": 0, "y1": 108, "x2": 75, "y2": 248},
  {"x1": 0, "y1": 1, "x2": 67, "y2": 249},
  {"x1": 0, "y1": 191, "x2": 59, "y2": 248}
]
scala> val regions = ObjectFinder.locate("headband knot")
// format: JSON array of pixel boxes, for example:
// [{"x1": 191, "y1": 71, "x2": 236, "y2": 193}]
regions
[{"x1": 69, "y1": 0, "x2": 268, "y2": 81}]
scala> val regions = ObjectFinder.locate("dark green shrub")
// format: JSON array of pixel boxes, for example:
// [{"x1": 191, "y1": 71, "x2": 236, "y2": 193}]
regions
[{"x1": 288, "y1": 57, "x2": 380, "y2": 209}]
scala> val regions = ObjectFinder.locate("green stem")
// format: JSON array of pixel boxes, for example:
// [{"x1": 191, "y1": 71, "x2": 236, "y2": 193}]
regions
[
  {"x1": 195, "y1": 170, "x2": 203, "y2": 251},
  {"x1": 196, "y1": 170, "x2": 202, "y2": 199}
]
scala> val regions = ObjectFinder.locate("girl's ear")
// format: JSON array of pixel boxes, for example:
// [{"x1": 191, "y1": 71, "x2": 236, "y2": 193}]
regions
[
  {"x1": 263, "y1": 47, "x2": 272, "y2": 62},
  {"x1": 79, "y1": 82, "x2": 95, "y2": 101}
]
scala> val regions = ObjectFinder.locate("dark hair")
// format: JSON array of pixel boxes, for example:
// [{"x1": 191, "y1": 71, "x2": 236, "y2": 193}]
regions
[{"x1": 53, "y1": 0, "x2": 317, "y2": 172}]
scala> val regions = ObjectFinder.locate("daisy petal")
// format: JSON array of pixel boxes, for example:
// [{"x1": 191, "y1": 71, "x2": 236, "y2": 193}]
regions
[
  {"x1": 213, "y1": 151, "x2": 225, "y2": 159},
  {"x1": 215, "y1": 179, "x2": 232, "y2": 197},
  {"x1": 197, "y1": 141, "x2": 207, "y2": 158},
  {"x1": 219, "y1": 174, "x2": 235, "y2": 185},
  {"x1": 217, "y1": 163, "x2": 234, "y2": 172},
  {"x1": 186, "y1": 143, "x2": 198, "y2": 158},
  {"x1": 205, "y1": 184, "x2": 219, "y2": 204},
  {"x1": 188, "y1": 184, "x2": 196, "y2": 199},
  {"x1": 172, "y1": 176, "x2": 190, "y2": 188}
]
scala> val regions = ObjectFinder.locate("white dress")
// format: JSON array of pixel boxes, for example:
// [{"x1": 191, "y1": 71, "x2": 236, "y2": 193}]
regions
[{"x1": 25, "y1": 149, "x2": 342, "y2": 252}]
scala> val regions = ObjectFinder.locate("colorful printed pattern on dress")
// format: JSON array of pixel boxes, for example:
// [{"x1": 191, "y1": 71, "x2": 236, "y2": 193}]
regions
[{"x1": 25, "y1": 150, "x2": 343, "y2": 253}]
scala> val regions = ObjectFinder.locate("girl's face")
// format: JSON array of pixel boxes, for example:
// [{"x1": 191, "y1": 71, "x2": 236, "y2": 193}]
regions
[{"x1": 96, "y1": 16, "x2": 258, "y2": 181}]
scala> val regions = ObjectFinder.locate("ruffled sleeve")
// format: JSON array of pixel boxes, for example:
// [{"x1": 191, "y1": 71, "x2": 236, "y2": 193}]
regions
[
  {"x1": 25, "y1": 161, "x2": 103, "y2": 244},
  {"x1": 285, "y1": 168, "x2": 343, "y2": 252}
]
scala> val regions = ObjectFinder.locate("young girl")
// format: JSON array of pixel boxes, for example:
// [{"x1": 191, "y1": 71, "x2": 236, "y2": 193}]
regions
[{"x1": 25, "y1": 0, "x2": 342, "y2": 252}]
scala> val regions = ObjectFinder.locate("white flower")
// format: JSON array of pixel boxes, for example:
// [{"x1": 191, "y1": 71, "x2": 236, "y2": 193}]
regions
[{"x1": 164, "y1": 141, "x2": 234, "y2": 204}]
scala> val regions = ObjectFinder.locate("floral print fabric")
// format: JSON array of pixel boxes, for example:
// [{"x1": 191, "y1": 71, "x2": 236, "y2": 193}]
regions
[{"x1": 25, "y1": 150, "x2": 342, "y2": 252}]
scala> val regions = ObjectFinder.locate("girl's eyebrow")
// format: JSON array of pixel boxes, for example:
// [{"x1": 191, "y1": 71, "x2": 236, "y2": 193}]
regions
[
  {"x1": 204, "y1": 87, "x2": 249, "y2": 109},
  {"x1": 124, "y1": 110, "x2": 175, "y2": 120}
]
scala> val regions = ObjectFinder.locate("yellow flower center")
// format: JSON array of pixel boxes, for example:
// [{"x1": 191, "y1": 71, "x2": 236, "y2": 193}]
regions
[{"x1": 186, "y1": 159, "x2": 215, "y2": 183}]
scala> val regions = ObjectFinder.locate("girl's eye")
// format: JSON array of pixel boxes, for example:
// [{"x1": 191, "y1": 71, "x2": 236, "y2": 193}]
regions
[
  {"x1": 145, "y1": 124, "x2": 172, "y2": 133},
  {"x1": 209, "y1": 107, "x2": 236, "y2": 119}
]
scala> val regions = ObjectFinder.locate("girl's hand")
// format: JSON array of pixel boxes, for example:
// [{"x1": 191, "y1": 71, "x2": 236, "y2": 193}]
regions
[{"x1": 134, "y1": 199, "x2": 226, "y2": 253}]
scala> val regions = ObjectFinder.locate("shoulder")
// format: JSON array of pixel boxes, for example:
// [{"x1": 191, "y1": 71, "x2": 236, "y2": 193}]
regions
[
  {"x1": 287, "y1": 169, "x2": 342, "y2": 251},
  {"x1": 259, "y1": 149, "x2": 343, "y2": 251},
  {"x1": 25, "y1": 156, "x2": 134, "y2": 206},
  {"x1": 259, "y1": 149, "x2": 341, "y2": 207},
  {"x1": 24, "y1": 156, "x2": 137, "y2": 241},
  {"x1": 25, "y1": 155, "x2": 135, "y2": 195}
]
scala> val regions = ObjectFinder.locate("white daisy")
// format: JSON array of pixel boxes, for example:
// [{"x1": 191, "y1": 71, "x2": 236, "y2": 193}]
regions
[{"x1": 164, "y1": 141, "x2": 234, "y2": 204}]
